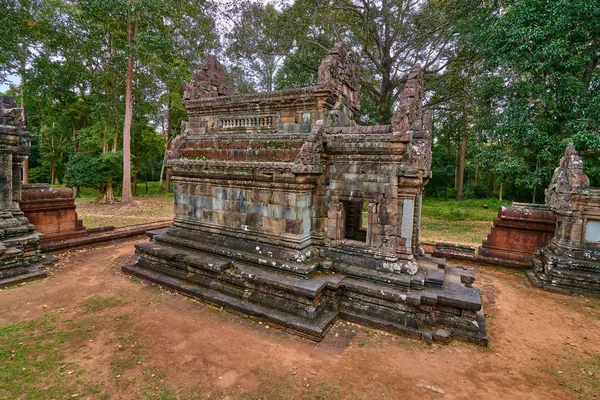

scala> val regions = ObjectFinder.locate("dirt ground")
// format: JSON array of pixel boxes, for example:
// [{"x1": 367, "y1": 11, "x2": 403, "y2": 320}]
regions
[
  {"x1": 1, "y1": 238, "x2": 599, "y2": 399},
  {"x1": 75, "y1": 197, "x2": 174, "y2": 228}
]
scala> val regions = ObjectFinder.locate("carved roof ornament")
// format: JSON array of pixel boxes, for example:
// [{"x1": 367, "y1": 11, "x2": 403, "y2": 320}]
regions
[
  {"x1": 317, "y1": 42, "x2": 360, "y2": 111},
  {"x1": 0, "y1": 96, "x2": 30, "y2": 156},
  {"x1": 392, "y1": 65, "x2": 424, "y2": 132},
  {"x1": 183, "y1": 56, "x2": 232, "y2": 101},
  {"x1": 545, "y1": 143, "x2": 590, "y2": 209}
]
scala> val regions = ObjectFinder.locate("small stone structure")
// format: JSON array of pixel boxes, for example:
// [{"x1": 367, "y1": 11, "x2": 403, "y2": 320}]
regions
[
  {"x1": 0, "y1": 96, "x2": 50, "y2": 286},
  {"x1": 529, "y1": 144, "x2": 600, "y2": 296},
  {"x1": 433, "y1": 204, "x2": 555, "y2": 268},
  {"x1": 19, "y1": 184, "x2": 87, "y2": 244},
  {"x1": 124, "y1": 44, "x2": 488, "y2": 344}
]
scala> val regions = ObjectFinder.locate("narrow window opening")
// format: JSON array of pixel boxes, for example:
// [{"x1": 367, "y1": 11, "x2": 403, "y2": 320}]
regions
[{"x1": 344, "y1": 201, "x2": 367, "y2": 242}]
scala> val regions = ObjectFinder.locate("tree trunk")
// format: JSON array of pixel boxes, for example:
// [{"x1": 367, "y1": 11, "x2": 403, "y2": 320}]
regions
[
  {"x1": 99, "y1": 182, "x2": 115, "y2": 203},
  {"x1": 456, "y1": 116, "x2": 468, "y2": 200},
  {"x1": 71, "y1": 117, "x2": 78, "y2": 153},
  {"x1": 532, "y1": 186, "x2": 537, "y2": 203},
  {"x1": 159, "y1": 150, "x2": 166, "y2": 190},
  {"x1": 133, "y1": 153, "x2": 138, "y2": 197},
  {"x1": 160, "y1": 97, "x2": 173, "y2": 191},
  {"x1": 113, "y1": 117, "x2": 119, "y2": 152},
  {"x1": 499, "y1": 182, "x2": 503, "y2": 202},
  {"x1": 121, "y1": 16, "x2": 137, "y2": 204},
  {"x1": 166, "y1": 168, "x2": 171, "y2": 192},
  {"x1": 20, "y1": 56, "x2": 29, "y2": 184}
]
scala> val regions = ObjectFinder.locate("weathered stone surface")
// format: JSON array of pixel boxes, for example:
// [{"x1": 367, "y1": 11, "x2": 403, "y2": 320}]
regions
[
  {"x1": 433, "y1": 204, "x2": 555, "y2": 268},
  {"x1": 20, "y1": 184, "x2": 87, "y2": 244},
  {"x1": 530, "y1": 144, "x2": 600, "y2": 296},
  {"x1": 0, "y1": 96, "x2": 51, "y2": 287},
  {"x1": 124, "y1": 46, "x2": 488, "y2": 345},
  {"x1": 478, "y1": 204, "x2": 555, "y2": 267},
  {"x1": 545, "y1": 142, "x2": 590, "y2": 209},
  {"x1": 183, "y1": 55, "x2": 232, "y2": 101}
]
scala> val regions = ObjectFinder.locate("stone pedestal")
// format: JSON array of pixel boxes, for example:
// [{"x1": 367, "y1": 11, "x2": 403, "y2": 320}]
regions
[
  {"x1": 20, "y1": 184, "x2": 87, "y2": 244},
  {"x1": 0, "y1": 97, "x2": 50, "y2": 287},
  {"x1": 477, "y1": 204, "x2": 555, "y2": 267},
  {"x1": 124, "y1": 48, "x2": 487, "y2": 345},
  {"x1": 529, "y1": 144, "x2": 600, "y2": 296}
]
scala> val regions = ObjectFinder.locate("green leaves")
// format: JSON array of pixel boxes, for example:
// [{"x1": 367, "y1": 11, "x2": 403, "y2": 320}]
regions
[{"x1": 64, "y1": 152, "x2": 124, "y2": 190}]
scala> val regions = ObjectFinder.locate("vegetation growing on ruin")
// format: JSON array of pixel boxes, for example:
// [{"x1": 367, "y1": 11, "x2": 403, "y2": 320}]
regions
[{"x1": 1, "y1": 0, "x2": 598, "y2": 203}]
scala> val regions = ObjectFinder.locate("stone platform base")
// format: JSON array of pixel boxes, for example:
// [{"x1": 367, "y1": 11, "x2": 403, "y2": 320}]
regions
[
  {"x1": 0, "y1": 248, "x2": 54, "y2": 288},
  {"x1": 429, "y1": 205, "x2": 555, "y2": 269},
  {"x1": 431, "y1": 243, "x2": 532, "y2": 269},
  {"x1": 529, "y1": 245, "x2": 600, "y2": 297},
  {"x1": 124, "y1": 228, "x2": 488, "y2": 345},
  {"x1": 41, "y1": 220, "x2": 172, "y2": 252},
  {"x1": 0, "y1": 268, "x2": 47, "y2": 288}
]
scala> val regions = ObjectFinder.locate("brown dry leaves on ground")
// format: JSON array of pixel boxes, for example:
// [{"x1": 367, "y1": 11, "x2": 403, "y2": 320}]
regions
[{"x1": 1, "y1": 238, "x2": 599, "y2": 399}]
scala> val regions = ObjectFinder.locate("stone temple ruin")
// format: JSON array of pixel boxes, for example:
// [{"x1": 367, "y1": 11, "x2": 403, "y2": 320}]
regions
[
  {"x1": 0, "y1": 96, "x2": 51, "y2": 287},
  {"x1": 433, "y1": 204, "x2": 556, "y2": 269},
  {"x1": 431, "y1": 142, "x2": 600, "y2": 297},
  {"x1": 529, "y1": 144, "x2": 600, "y2": 296},
  {"x1": 123, "y1": 44, "x2": 488, "y2": 344}
]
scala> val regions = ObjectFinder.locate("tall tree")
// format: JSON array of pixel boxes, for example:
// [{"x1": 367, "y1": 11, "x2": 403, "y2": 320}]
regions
[
  {"x1": 224, "y1": 1, "x2": 294, "y2": 92},
  {"x1": 467, "y1": 0, "x2": 600, "y2": 190}
]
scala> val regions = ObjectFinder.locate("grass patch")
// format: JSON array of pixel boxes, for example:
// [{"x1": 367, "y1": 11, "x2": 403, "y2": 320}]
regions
[
  {"x1": 50, "y1": 181, "x2": 174, "y2": 199},
  {"x1": 421, "y1": 198, "x2": 512, "y2": 222},
  {"x1": 420, "y1": 197, "x2": 512, "y2": 245},
  {"x1": 0, "y1": 314, "x2": 99, "y2": 399},
  {"x1": 140, "y1": 383, "x2": 204, "y2": 400},
  {"x1": 108, "y1": 313, "x2": 146, "y2": 384},
  {"x1": 82, "y1": 295, "x2": 124, "y2": 312},
  {"x1": 554, "y1": 353, "x2": 600, "y2": 399}
]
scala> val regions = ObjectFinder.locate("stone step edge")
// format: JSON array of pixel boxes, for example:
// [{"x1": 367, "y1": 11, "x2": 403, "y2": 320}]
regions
[
  {"x1": 122, "y1": 263, "x2": 337, "y2": 341},
  {"x1": 135, "y1": 241, "x2": 338, "y2": 298},
  {"x1": 155, "y1": 231, "x2": 322, "y2": 276},
  {"x1": 136, "y1": 240, "x2": 483, "y2": 312},
  {"x1": 0, "y1": 269, "x2": 47, "y2": 288}
]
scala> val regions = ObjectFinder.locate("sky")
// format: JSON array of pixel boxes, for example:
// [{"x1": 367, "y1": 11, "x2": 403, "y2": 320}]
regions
[{"x1": 0, "y1": 75, "x2": 19, "y2": 94}]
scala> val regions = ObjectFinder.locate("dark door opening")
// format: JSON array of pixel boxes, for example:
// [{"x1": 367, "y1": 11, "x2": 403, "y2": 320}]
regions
[{"x1": 344, "y1": 201, "x2": 367, "y2": 242}]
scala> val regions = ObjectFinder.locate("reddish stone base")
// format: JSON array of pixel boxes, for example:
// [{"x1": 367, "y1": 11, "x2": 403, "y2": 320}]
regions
[
  {"x1": 20, "y1": 185, "x2": 87, "y2": 245},
  {"x1": 431, "y1": 204, "x2": 555, "y2": 269},
  {"x1": 40, "y1": 221, "x2": 172, "y2": 252}
]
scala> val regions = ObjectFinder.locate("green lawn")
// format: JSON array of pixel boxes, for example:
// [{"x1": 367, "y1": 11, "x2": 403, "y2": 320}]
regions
[
  {"x1": 420, "y1": 198, "x2": 513, "y2": 246},
  {"x1": 49, "y1": 181, "x2": 174, "y2": 200}
]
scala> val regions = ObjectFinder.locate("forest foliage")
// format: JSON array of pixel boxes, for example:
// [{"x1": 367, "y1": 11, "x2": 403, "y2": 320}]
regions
[{"x1": 1, "y1": 0, "x2": 598, "y2": 203}]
